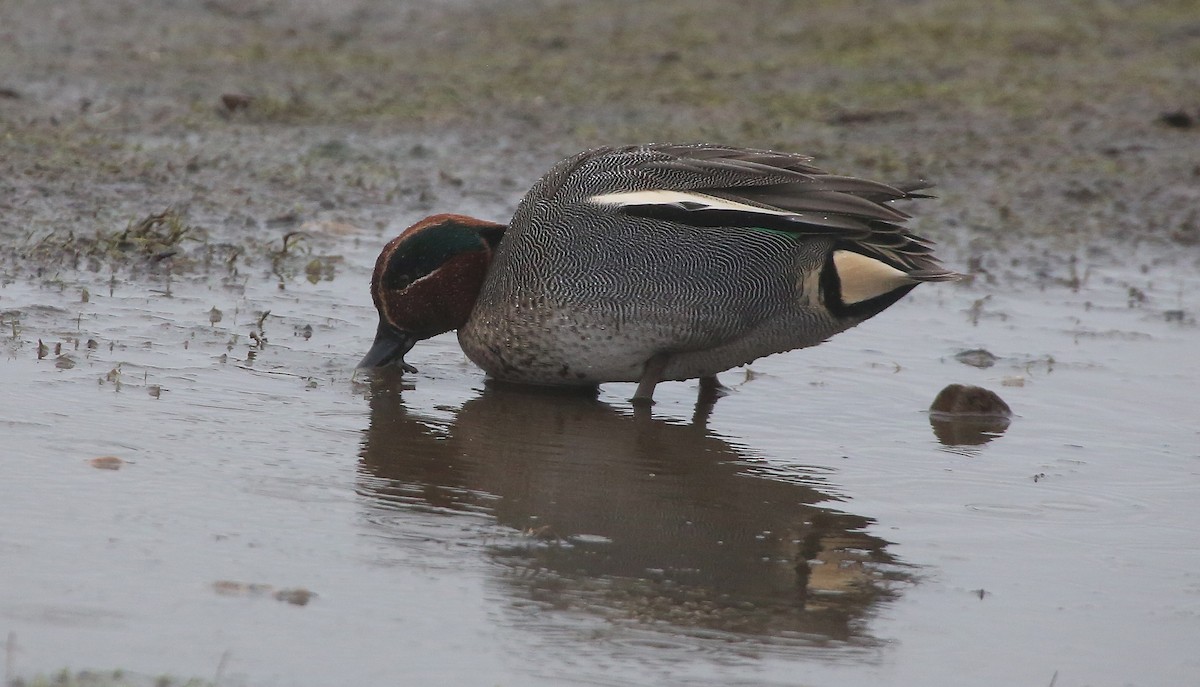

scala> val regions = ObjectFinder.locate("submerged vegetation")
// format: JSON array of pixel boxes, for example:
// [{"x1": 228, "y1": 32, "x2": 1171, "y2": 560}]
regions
[
  {"x1": 12, "y1": 207, "x2": 343, "y2": 286},
  {"x1": 20, "y1": 210, "x2": 200, "y2": 268},
  {"x1": 5, "y1": 668, "x2": 211, "y2": 687}
]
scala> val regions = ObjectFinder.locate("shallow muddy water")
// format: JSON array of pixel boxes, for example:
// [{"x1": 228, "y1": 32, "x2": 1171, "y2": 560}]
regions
[
  {"x1": 3, "y1": 0, "x2": 1198, "y2": 682},
  {"x1": 2, "y1": 218, "x2": 1197, "y2": 686}
]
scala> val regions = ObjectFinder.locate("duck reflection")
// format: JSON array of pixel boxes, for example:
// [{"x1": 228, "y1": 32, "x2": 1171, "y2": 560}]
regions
[{"x1": 359, "y1": 372, "x2": 910, "y2": 642}]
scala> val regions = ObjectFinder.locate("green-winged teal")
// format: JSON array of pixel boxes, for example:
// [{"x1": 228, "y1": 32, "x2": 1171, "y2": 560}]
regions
[{"x1": 361, "y1": 143, "x2": 959, "y2": 403}]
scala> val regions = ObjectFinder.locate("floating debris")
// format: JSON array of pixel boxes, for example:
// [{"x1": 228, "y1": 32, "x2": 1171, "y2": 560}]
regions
[
  {"x1": 954, "y1": 348, "x2": 998, "y2": 368},
  {"x1": 1158, "y1": 109, "x2": 1196, "y2": 129},
  {"x1": 827, "y1": 108, "x2": 910, "y2": 125},
  {"x1": 220, "y1": 93, "x2": 253, "y2": 112},
  {"x1": 212, "y1": 580, "x2": 316, "y2": 606},
  {"x1": 305, "y1": 258, "x2": 324, "y2": 283},
  {"x1": 88, "y1": 456, "x2": 125, "y2": 470},
  {"x1": 266, "y1": 213, "x2": 301, "y2": 228},
  {"x1": 273, "y1": 588, "x2": 317, "y2": 606},
  {"x1": 212, "y1": 580, "x2": 273, "y2": 597}
]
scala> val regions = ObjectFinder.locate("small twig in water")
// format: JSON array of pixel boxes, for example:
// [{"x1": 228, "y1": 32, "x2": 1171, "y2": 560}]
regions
[
  {"x1": 5, "y1": 631, "x2": 17, "y2": 686},
  {"x1": 214, "y1": 648, "x2": 231, "y2": 687}
]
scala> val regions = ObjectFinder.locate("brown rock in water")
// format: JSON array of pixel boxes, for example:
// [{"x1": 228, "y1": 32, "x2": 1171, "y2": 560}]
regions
[
  {"x1": 929, "y1": 384, "x2": 1012, "y2": 446},
  {"x1": 954, "y1": 348, "x2": 998, "y2": 369},
  {"x1": 930, "y1": 384, "x2": 1012, "y2": 416},
  {"x1": 220, "y1": 93, "x2": 253, "y2": 112},
  {"x1": 1158, "y1": 110, "x2": 1195, "y2": 129},
  {"x1": 89, "y1": 456, "x2": 125, "y2": 470}
]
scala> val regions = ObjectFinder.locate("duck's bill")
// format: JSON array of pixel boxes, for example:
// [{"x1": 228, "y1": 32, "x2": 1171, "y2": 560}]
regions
[{"x1": 358, "y1": 322, "x2": 419, "y2": 373}]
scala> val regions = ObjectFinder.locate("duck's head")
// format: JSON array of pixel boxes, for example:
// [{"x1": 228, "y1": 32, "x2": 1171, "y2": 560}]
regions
[{"x1": 359, "y1": 213, "x2": 505, "y2": 371}]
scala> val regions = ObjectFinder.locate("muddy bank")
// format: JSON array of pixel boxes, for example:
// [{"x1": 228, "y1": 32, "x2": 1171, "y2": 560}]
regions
[{"x1": 3, "y1": 0, "x2": 1199, "y2": 276}]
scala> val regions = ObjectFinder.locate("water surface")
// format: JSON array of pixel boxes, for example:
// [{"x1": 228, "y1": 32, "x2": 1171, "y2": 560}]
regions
[{"x1": 2, "y1": 229, "x2": 1197, "y2": 686}]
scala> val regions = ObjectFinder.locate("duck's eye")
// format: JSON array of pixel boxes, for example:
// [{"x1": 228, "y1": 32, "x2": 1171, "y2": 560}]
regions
[{"x1": 382, "y1": 268, "x2": 421, "y2": 293}]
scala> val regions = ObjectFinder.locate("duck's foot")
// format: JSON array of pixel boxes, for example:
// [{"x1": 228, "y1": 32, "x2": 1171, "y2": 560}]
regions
[{"x1": 630, "y1": 394, "x2": 655, "y2": 407}]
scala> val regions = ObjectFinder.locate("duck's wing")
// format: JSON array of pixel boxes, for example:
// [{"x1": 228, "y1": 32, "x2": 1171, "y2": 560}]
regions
[{"x1": 583, "y1": 143, "x2": 959, "y2": 280}]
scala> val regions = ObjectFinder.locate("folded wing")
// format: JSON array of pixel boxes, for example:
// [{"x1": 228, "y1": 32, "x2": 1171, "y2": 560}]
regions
[{"x1": 586, "y1": 143, "x2": 959, "y2": 281}]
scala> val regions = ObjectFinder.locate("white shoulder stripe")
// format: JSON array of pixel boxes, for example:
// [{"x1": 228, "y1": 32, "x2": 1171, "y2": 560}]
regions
[{"x1": 588, "y1": 190, "x2": 795, "y2": 217}]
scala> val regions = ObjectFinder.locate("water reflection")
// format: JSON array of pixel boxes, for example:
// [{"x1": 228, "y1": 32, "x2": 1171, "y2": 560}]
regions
[
  {"x1": 929, "y1": 413, "x2": 1012, "y2": 447},
  {"x1": 358, "y1": 372, "x2": 911, "y2": 644}
]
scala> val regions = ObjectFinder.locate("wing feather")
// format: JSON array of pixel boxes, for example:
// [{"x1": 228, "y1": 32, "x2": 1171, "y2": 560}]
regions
[{"x1": 582, "y1": 143, "x2": 957, "y2": 280}]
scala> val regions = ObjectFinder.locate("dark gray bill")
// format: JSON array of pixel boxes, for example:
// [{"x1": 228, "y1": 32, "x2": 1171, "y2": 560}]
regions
[{"x1": 358, "y1": 322, "x2": 419, "y2": 372}]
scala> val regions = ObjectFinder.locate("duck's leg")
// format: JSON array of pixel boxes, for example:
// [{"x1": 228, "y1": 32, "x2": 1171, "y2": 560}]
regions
[
  {"x1": 697, "y1": 374, "x2": 728, "y2": 403},
  {"x1": 632, "y1": 353, "x2": 669, "y2": 406}
]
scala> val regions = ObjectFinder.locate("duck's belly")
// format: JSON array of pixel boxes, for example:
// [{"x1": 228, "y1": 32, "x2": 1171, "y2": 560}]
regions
[
  {"x1": 457, "y1": 305, "x2": 662, "y2": 385},
  {"x1": 457, "y1": 299, "x2": 848, "y2": 387}
]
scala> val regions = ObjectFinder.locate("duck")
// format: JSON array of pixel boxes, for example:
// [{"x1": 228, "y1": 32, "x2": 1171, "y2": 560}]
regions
[{"x1": 360, "y1": 143, "x2": 959, "y2": 403}]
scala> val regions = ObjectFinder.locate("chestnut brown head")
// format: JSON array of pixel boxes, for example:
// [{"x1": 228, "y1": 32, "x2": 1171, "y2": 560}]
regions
[{"x1": 359, "y1": 214, "x2": 505, "y2": 371}]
